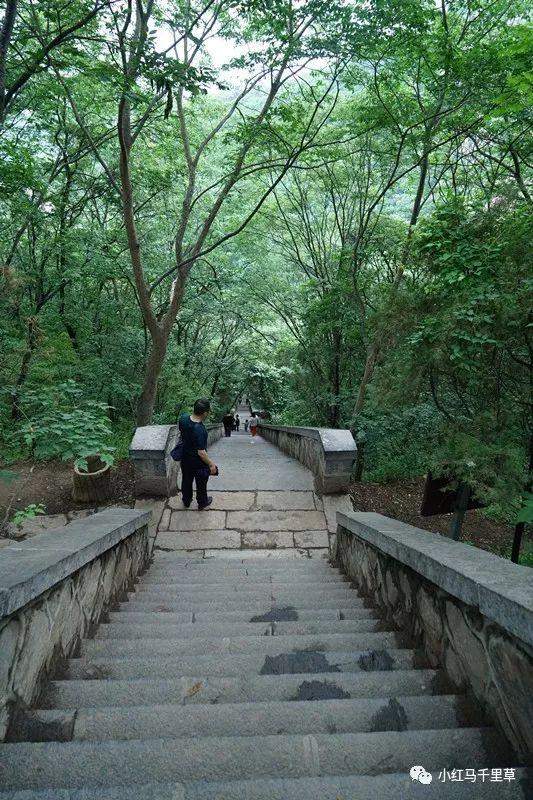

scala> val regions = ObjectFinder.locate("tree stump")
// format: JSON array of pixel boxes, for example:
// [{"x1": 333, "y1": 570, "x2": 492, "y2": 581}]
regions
[{"x1": 72, "y1": 456, "x2": 111, "y2": 504}]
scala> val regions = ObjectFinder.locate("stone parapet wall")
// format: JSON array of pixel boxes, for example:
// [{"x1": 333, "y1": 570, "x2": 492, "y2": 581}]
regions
[
  {"x1": 258, "y1": 424, "x2": 356, "y2": 494},
  {"x1": 0, "y1": 508, "x2": 150, "y2": 741},
  {"x1": 336, "y1": 511, "x2": 533, "y2": 762},
  {"x1": 206, "y1": 422, "x2": 224, "y2": 447},
  {"x1": 129, "y1": 423, "x2": 224, "y2": 497}
]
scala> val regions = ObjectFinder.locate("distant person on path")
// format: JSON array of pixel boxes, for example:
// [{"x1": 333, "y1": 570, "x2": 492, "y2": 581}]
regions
[
  {"x1": 249, "y1": 412, "x2": 259, "y2": 438},
  {"x1": 235, "y1": 413, "x2": 240, "y2": 431},
  {"x1": 179, "y1": 398, "x2": 217, "y2": 510},
  {"x1": 223, "y1": 410, "x2": 234, "y2": 437},
  {"x1": 244, "y1": 419, "x2": 249, "y2": 432}
]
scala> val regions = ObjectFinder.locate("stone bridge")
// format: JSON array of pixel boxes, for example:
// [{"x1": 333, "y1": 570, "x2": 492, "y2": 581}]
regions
[{"x1": 0, "y1": 419, "x2": 531, "y2": 798}]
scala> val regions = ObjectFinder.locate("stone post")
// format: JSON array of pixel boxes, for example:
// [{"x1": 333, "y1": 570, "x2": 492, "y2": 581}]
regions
[{"x1": 129, "y1": 425, "x2": 179, "y2": 497}]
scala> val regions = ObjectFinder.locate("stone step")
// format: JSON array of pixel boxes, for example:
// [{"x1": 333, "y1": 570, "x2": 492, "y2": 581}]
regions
[
  {"x1": 112, "y1": 607, "x2": 378, "y2": 624},
  {"x1": 81, "y1": 631, "x2": 405, "y2": 658},
  {"x1": 0, "y1": 771, "x2": 528, "y2": 800},
  {"x1": 65, "y1": 647, "x2": 417, "y2": 680},
  {"x1": 0, "y1": 728, "x2": 513, "y2": 791},
  {"x1": 205, "y1": 549, "x2": 331, "y2": 559},
  {"x1": 19, "y1": 695, "x2": 479, "y2": 743},
  {"x1": 121, "y1": 596, "x2": 366, "y2": 613},
  {"x1": 155, "y1": 550, "x2": 332, "y2": 562},
  {"x1": 153, "y1": 550, "x2": 332, "y2": 574},
  {"x1": 149, "y1": 555, "x2": 338, "y2": 566},
  {"x1": 139, "y1": 574, "x2": 348, "y2": 587},
  {"x1": 44, "y1": 669, "x2": 439, "y2": 708},
  {"x1": 148, "y1": 561, "x2": 341, "y2": 574},
  {"x1": 130, "y1": 585, "x2": 357, "y2": 601},
  {"x1": 94, "y1": 619, "x2": 386, "y2": 640}
]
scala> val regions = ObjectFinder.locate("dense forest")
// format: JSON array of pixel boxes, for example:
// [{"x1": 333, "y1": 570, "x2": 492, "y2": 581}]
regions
[{"x1": 0, "y1": 1, "x2": 531, "y2": 548}]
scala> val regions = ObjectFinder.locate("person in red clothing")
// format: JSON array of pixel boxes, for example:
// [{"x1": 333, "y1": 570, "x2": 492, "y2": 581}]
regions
[{"x1": 249, "y1": 412, "x2": 259, "y2": 437}]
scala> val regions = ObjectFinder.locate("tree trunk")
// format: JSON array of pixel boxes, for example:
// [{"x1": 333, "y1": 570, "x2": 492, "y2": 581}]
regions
[
  {"x1": 136, "y1": 333, "x2": 168, "y2": 426},
  {"x1": 353, "y1": 341, "x2": 379, "y2": 419},
  {"x1": 0, "y1": 0, "x2": 17, "y2": 124},
  {"x1": 72, "y1": 457, "x2": 111, "y2": 503},
  {"x1": 328, "y1": 328, "x2": 342, "y2": 427},
  {"x1": 11, "y1": 317, "x2": 37, "y2": 420}
]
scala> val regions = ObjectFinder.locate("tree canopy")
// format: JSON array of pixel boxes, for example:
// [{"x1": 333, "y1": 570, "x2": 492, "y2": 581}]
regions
[{"x1": 1, "y1": 0, "x2": 531, "y2": 531}]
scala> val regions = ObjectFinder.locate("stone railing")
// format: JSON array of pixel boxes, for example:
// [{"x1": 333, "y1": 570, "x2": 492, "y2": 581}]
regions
[
  {"x1": 129, "y1": 422, "x2": 224, "y2": 497},
  {"x1": 0, "y1": 507, "x2": 150, "y2": 741},
  {"x1": 258, "y1": 423, "x2": 356, "y2": 494},
  {"x1": 336, "y1": 510, "x2": 533, "y2": 762}
]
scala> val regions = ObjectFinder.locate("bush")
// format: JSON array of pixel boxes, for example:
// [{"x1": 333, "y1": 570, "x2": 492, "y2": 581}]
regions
[
  {"x1": 356, "y1": 403, "x2": 443, "y2": 482},
  {"x1": 14, "y1": 381, "x2": 115, "y2": 471}
]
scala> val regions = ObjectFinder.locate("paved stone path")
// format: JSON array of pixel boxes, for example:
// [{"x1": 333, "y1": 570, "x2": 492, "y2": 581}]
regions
[
  {"x1": 144, "y1": 431, "x2": 355, "y2": 558},
  {"x1": 3, "y1": 416, "x2": 521, "y2": 797}
]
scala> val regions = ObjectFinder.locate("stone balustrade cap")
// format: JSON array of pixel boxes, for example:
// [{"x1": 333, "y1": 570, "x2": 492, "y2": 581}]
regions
[
  {"x1": 129, "y1": 425, "x2": 176, "y2": 458},
  {"x1": 0, "y1": 508, "x2": 150, "y2": 619},
  {"x1": 259, "y1": 423, "x2": 356, "y2": 455},
  {"x1": 337, "y1": 510, "x2": 533, "y2": 648}
]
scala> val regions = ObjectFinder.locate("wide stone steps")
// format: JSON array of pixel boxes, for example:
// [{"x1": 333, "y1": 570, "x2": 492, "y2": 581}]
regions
[
  {"x1": 18, "y1": 695, "x2": 480, "y2": 743},
  {"x1": 43, "y1": 670, "x2": 440, "y2": 709},
  {"x1": 140, "y1": 574, "x2": 347, "y2": 586},
  {"x1": 145, "y1": 560, "x2": 342, "y2": 571},
  {"x1": 80, "y1": 630, "x2": 405, "y2": 658},
  {"x1": 130, "y1": 584, "x2": 356, "y2": 599},
  {"x1": 122, "y1": 596, "x2": 366, "y2": 612},
  {"x1": 111, "y1": 606, "x2": 379, "y2": 623},
  {"x1": 65, "y1": 647, "x2": 418, "y2": 680},
  {"x1": 1, "y1": 773, "x2": 528, "y2": 800},
  {"x1": 0, "y1": 728, "x2": 515, "y2": 791},
  {"x1": 3, "y1": 549, "x2": 524, "y2": 797},
  {"x1": 93, "y1": 618, "x2": 386, "y2": 639},
  {"x1": 148, "y1": 560, "x2": 337, "y2": 574}
]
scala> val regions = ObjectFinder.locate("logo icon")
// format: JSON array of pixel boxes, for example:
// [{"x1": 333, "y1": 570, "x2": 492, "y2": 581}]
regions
[{"x1": 410, "y1": 766, "x2": 433, "y2": 784}]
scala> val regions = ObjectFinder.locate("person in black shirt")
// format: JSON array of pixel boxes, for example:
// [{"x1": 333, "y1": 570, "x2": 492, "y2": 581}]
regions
[
  {"x1": 222, "y1": 410, "x2": 234, "y2": 437},
  {"x1": 179, "y1": 398, "x2": 218, "y2": 509}
]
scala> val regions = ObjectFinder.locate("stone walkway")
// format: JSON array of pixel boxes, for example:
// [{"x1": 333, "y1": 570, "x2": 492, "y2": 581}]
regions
[{"x1": 139, "y1": 432, "x2": 353, "y2": 559}]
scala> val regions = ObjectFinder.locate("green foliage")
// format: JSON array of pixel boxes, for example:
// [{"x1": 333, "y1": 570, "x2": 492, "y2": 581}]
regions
[
  {"x1": 12, "y1": 504, "x2": 46, "y2": 528},
  {"x1": 0, "y1": 0, "x2": 530, "y2": 554},
  {"x1": 357, "y1": 404, "x2": 443, "y2": 483},
  {"x1": 517, "y1": 494, "x2": 533, "y2": 525},
  {"x1": 15, "y1": 382, "x2": 115, "y2": 471}
]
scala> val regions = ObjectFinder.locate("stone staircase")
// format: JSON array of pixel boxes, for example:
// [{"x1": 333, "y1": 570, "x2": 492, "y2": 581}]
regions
[{"x1": 1, "y1": 552, "x2": 525, "y2": 799}]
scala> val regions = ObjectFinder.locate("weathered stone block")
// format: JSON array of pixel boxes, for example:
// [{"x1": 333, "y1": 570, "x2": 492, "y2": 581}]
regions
[
  {"x1": 13, "y1": 514, "x2": 68, "y2": 538},
  {"x1": 227, "y1": 510, "x2": 326, "y2": 532},
  {"x1": 445, "y1": 601, "x2": 489, "y2": 697},
  {"x1": 417, "y1": 587, "x2": 442, "y2": 664},
  {"x1": 155, "y1": 530, "x2": 240, "y2": 550},
  {"x1": 322, "y1": 494, "x2": 353, "y2": 533},
  {"x1": 169, "y1": 510, "x2": 226, "y2": 531},
  {"x1": 129, "y1": 425, "x2": 179, "y2": 497},
  {"x1": 129, "y1": 423, "x2": 224, "y2": 498},
  {"x1": 488, "y1": 634, "x2": 533, "y2": 757},
  {"x1": 255, "y1": 491, "x2": 315, "y2": 510},
  {"x1": 170, "y1": 492, "x2": 255, "y2": 511},
  {"x1": 293, "y1": 530, "x2": 329, "y2": 549},
  {"x1": 241, "y1": 531, "x2": 294, "y2": 549}
]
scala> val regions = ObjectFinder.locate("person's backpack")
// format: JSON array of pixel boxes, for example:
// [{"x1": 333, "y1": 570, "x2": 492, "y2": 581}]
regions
[{"x1": 170, "y1": 438, "x2": 184, "y2": 461}]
